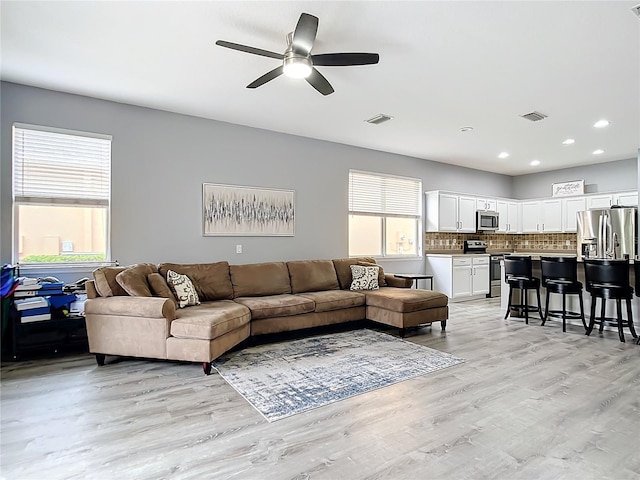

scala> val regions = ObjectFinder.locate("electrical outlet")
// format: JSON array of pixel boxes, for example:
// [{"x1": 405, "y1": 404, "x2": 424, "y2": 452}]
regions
[{"x1": 236, "y1": 245, "x2": 242, "y2": 254}]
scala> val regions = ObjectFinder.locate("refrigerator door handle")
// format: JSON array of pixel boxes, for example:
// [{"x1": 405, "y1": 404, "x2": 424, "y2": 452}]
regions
[
  {"x1": 603, "y1": 213, "x2": 613, "y2": 258},
  {"x1": 597, "y1": 214, "x2": 603, "y2": 258}
]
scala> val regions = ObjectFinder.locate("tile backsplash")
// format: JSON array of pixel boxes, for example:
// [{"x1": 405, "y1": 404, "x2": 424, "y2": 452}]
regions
[{"x1": 424, "y1": 232, "x2": 577, "y2": 253}]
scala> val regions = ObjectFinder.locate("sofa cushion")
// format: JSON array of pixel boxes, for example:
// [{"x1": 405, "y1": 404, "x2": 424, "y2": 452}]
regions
[
  {"x1": 332, "y1": 257, "x2": 378, "y2": 290},
  {"x1": 147, "y1": 273, "x2": 177, "y2": 303},
  {"x1": 158, "y1": 262, "x2": 233, "y2": 301},
  {"x1": 358, "y1": 260, "x2": 387, "y2": 287},
  {"x1": 230, "y1": 262, "x2": 291, "y2": 297},
  {"x1": 296, "y1": 290, "x2": 365, "y2": 313},
  {"x1": 287, "y1": 260, "x2": 340, "y2": 293},
  {"x1": 115, "y1": 263, "x2": 158, "y2": 297},
  {"x1": 350, "y1": 265, "x2": 380, "y2": 291},
  {"x1": 167, "y1": 270, "x2": 200, "y2": 308},
  {"x1": 364, "y1": 287, "x2": 448, "y2": 313},
  {"x1": 234, "y1": 294, "x2": 314, "y2": 319},
  {"x1": 170, "y1": 300, "x2": 251, "y2": 340},
  {"x1": 93, "y1": 266, "x2": 128, "y2": 297}
]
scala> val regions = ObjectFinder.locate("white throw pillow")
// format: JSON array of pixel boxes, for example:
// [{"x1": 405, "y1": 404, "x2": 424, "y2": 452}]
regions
[
  {"x1": 349, "y1": 265, "x2": 380, "y2": 291},
  {"x1": 166, "y1": 270, "x2": 200, "y2": 308}
]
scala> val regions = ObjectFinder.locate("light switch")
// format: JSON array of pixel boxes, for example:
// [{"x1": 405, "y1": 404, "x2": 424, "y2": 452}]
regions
[{"x1": 236, "y1": 245, "x2": 242, "y2": 254}]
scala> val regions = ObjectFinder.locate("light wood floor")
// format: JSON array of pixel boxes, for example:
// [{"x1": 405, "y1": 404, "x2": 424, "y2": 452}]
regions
[{"x1": 1, "y1": 298, "x2": 639, "y2": 480}]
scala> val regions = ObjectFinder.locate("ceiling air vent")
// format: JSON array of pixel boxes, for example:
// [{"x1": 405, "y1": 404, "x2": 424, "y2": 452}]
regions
[
  {"x1": 365, "y1": 114, "x2": 394, "y2": 125},
  {"x1": 520, "y1": 111, "x2": 548, "y2": 122}
]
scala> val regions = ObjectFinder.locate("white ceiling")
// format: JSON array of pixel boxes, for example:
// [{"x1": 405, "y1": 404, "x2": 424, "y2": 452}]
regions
[{"x1": 1, "y1": 1, "x2": 639, "y2": 176}]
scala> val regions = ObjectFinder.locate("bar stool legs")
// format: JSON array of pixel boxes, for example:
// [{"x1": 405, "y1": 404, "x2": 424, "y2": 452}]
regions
[
  {"x1": 541, "y1": 290, "x2": 586, "y2": 333},
  {"x1": 586, "y1": 296, "x2": 636, "y2": 343},
  {"x1": 504, "y1": 285, "x2": 543, "y2": 324}
]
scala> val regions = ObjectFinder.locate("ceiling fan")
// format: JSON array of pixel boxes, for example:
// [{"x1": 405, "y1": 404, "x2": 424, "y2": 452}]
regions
[{"x1": 216, "y1": 13, "x2": 379, "y2": 96}]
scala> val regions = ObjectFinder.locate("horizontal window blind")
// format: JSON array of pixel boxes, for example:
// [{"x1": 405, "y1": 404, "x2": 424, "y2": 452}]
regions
[
  {"x1": 349, "y1": 170, "x2": 421, "y2": 216},
  {"x1": 13, "y1": 125, "x2": 111, "y2": 205}
]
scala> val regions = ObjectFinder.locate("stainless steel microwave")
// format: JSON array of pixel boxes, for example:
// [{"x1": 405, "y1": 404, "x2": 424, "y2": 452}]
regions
[{"x1": 476, "y1": 210, "x2": 499, "y2": 231}]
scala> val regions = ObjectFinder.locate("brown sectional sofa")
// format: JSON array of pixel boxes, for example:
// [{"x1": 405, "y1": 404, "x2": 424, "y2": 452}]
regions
[{"x1": 85, "y1": 257, "x2": 449, "y2": 374}]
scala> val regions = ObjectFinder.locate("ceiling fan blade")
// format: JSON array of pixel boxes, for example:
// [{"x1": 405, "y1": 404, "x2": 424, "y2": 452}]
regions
[
  {"x1": 292, "y1": 13, "x2": 318, "y2": 55},
  {"x1": 311, "y1": 52, "x2": 380, "y2": 66},
  {"x1": 216, "y1": 40, "x2": 284, "y2": 60},
  {"x1": 246, "y1": 65, "x2": 284, "y2": 89},
  {"x1": 306, "y1": 68, "x2": 334, "y2": 96}
]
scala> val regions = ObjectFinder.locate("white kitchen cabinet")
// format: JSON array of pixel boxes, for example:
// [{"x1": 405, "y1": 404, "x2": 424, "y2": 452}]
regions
[
  {"x1": 496, "y1": 200, "x2": 519, "y2": 233},
  {"x1": 476, "y1": 197, "x2": 497, "y2": 211},
  {"x1": 521, "y1": 201, "x2": 541, "y2": 233},
  {"x1": 520, "y1": 199, "x2": 562, "y2": 233},
  {"x1": 427, "y1": 254, "x2": 489, "y2": 300},
  {"x1": 426, "y1": 191, "x2": 477, "y2": 232},
  {"x1": 471, "y1": 256, "x2": 490, "y2": 295},
  {"x1": 452, "y1": 257, "x2": 473, "y2": 297},
  {"x1": 562, "y1": 196, "x2": 586, "y2": 232},
  {"x1": 613, "y1": 191, "x2": 638, "y2": 206},
  {"x1": 586, "y1": 194, "x2": 613, "y2": 209}
]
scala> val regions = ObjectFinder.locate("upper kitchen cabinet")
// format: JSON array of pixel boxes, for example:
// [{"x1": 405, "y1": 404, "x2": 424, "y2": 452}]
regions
[
  {"x1": 562, "y1": 196, "x2": 587, "y2": 232},
  {"x1": 476, "y1": 197, "x2": 497, "y2": 211},
  {"x1": 614, "y1": 191, "x2": 638, "y2": 206},
  {"x1": 520, "y1": 199, "x2": 562, "y2": 233},
  {"x1": 586, "y1": 194, "x2": 613, "y2": 209},
  {"x1": 496, "y1": 200, "x2": 519, "y2": 233},
  {"x1": 426, "y1": 191, "x2": 477, "y2": 232},
  {"x1": 585, "y1": 191, "x2": 638, "y2": 209}
]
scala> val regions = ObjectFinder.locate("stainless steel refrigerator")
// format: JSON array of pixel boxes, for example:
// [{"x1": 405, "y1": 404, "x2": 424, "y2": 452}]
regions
[{"x1": 576, "y1": 207, "x2": 637, "y2": 260}]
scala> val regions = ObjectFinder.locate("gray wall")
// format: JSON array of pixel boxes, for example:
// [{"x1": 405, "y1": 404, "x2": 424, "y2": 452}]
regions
[
  {"x1": 1, "y1": 82, "x2": 512, "y2": 273},
  {"x1": 511, "y1": 158, "x2": 637, "y2": 199},
  {"x1": 2, "y1": 82, "x2": 636, "y2": 275}
]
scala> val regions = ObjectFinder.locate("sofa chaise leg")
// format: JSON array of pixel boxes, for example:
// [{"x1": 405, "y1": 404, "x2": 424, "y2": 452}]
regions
[
  {"x1": 95, "y1": 354, "x2": 106, "y2": 366},
  {"x1": 399, "y1": 328, "x2": 406, "y2": 338},
  {"x1": 203, "y1": 362, "x2": 212, "y2": 375},
  {"x1": 441, "y1": 320, "x2": 447, "y2": 331}
]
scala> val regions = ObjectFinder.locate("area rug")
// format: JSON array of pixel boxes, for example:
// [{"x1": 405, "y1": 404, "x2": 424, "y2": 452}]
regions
[{"x1": 212, "y1": 329, "x2": 464, "y2": 422}]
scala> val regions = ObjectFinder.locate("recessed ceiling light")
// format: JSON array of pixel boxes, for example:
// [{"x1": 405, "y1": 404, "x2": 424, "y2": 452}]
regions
[
  {"x1": 593, "y1": 149, "x2": 604, "y2": 155},
  {"x1": 498, "y1": 152, "x2": 509, "y2": 159},
  {"x1": 460, "y1": 126, "x2": 474, "y2": 132},
  {"x1": 593, "y1": 119, "x2": 610, "y2": 128},
  {"x1": 562, "y1": 138, "x2": 575, "y2": 145},
  {"x1": 530, "y1": 160, "x2": 540, "y2": 166}
]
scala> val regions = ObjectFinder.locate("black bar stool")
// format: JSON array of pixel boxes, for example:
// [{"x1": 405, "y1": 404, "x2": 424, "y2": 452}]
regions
[
  {"x1": 540, "y1": 256, "x2": 586, "y2": 332},
  {"x1": 504, "y1": 255, "x2": 543, "y2": 324},
  {"x1": 583, "y1": 258, "x2": 637, "y2": 343}
]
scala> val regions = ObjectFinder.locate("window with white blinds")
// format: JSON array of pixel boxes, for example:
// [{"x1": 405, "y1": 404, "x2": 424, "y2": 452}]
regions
[
  {"x1": 13, "y1": 124, "x2": 111, "y2": 205},
  {"x1": 12, "y1": 123, "x2": 112, "y2": 264},
  {"x1": 349, "y1": 170, "x2": 422, "y2": 216},
  {"x1": 348, "y1": 170, "x2": 422, "y2": 257}
]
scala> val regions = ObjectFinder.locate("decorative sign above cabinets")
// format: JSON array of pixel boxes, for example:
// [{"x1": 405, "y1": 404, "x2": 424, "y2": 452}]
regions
[{"x1": 552, "y1": 180, "x2": 584, "y2": 197}]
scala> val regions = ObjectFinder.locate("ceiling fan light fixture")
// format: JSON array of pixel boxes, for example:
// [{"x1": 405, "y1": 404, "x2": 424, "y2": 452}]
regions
[{"x1": 283, "y1": 55, "x2": 312, "y2": 78}]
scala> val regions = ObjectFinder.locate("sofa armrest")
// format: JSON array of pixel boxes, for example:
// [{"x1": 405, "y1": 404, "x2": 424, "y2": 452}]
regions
[
  {"x1": 85, "y1": 296, "x2": 176, "y2": 321},
  {"x1": 384, "y1": 274, "x2": 413, "y2": 288}
]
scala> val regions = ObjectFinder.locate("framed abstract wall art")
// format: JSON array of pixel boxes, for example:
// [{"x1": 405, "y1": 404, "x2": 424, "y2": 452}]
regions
[{"x1": 202, "y1": 183, "x2": 295, "y2": 236}]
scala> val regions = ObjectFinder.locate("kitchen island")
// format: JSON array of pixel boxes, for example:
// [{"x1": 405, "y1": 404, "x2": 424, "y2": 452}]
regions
[{"x1": 500, "y1": 255, "x2": 639, "y2": 335}]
